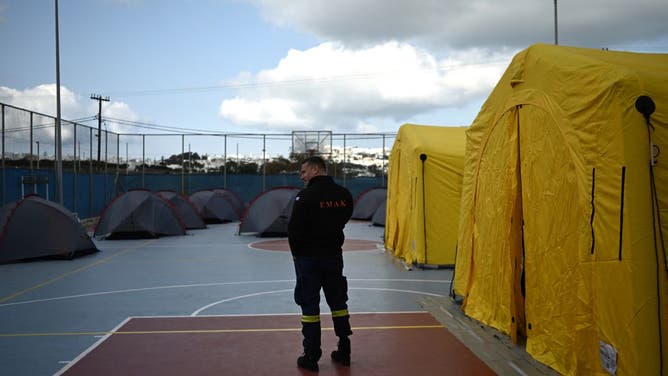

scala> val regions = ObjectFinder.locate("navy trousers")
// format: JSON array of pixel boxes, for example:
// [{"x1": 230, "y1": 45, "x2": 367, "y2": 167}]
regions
[{"x1": 293, "y1": 255, "x2": 352, "y2": 354}]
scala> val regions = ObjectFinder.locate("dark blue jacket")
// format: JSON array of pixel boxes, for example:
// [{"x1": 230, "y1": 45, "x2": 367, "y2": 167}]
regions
[{"x1": 288, "y1": 175, "x2": 353, "y2": 257}]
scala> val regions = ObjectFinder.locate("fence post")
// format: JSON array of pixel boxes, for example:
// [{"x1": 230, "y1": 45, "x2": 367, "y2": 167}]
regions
[
  {"x1": 1, "y1": 104, "x2": 4, "y2": 205},
  {"x1": 382, "y1": 134, "x2": 386, "y2": 187},
  {"x1": 29, "y1": 112, "x2": 34, "y2": 172},
  {"x1": 343, "y1": 134, "x2": 347, "y2": 188},
  {"x1": 262, "y1": 134, "x2": 266, "y2": 192},
  {"x1": 181, "y1": 134, "x2": 185, "y2": 195},
  {"x1": 89, "y1": 127, "x2": 93, "y2": 217},
  {"x1": 116, "y1": 134, "x2": 120, "y2": 186},
  {"x1": 142, "y1": 134, "x2": 145, "y2": 189},
  {"x1": 73, "y1": 123, "x2": 77, "y2": 213},
  {"x1": 223, "y1": 134, "x2": 227, "y2": 189}
]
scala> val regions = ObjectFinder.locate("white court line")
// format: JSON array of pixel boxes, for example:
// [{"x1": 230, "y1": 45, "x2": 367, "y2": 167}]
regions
[
  {"x1": 508, "y1": 361, "x2": 529, "y2": 376},
  {"x1": 0, "y1": 279, "x2": 450, "y2": 308},
  {"x1": 191, "y1": 289, "x2": 294, "y2": 316},
  {"x1": 246, "y1": 240, "x2": 383, "y2": 252},
  {"x1": 52, "y1": 317, "x2": 132, "y2": 376},
  {"x1": 439, "y1": 306, "x2": 454, "y2": 318},
  {"x1": 141, "y1": 243, "x2": 237, "y2": 249},
  {"x1": 98, "y1": 311, "x2": 428, "y2": 320},
  {"x1": 190, "y1": 287, "x2": 445, "y2": 316},
  {"x1": 465, "y1": 327, "x2": 484, "y2": 342}
]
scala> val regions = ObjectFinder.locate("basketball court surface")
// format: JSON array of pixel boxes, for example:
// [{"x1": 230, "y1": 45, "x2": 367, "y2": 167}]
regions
[{"x1": 0, "y1": 221, "x2": 557, "y2": 375}]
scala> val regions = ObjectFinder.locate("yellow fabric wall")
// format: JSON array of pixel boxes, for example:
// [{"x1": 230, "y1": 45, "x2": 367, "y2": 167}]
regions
[
  {"x1": 454, "y1": 44, "x2": 668, "y2": 375},
  {"x1": 385, "y1": 124, "x2": 466, "y2": 266}
]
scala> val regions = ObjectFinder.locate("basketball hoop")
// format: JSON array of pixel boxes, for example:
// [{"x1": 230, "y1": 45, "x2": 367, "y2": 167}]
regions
[{"x1": 292, "y1": 131, "x2": 332, "y2": 157}]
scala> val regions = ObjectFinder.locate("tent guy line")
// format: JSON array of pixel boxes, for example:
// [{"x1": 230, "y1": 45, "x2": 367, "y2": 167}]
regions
[
  {"x1": 0, "y1": 239, "x2": 156, "y2": 304},
  {"x1": 0, "y1": 279, "x2": 451, "y2": 308}
]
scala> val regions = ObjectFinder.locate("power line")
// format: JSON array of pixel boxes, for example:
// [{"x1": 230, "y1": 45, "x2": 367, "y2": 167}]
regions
[
  {"x1": 0, "y1": 59, "x2": 507, "y2": 101},
  {"x1": 93, "y1": 59, "x2": 510, "y2": 98},
  {"x1": 103, "y1": 117, "x2": 396, "y2": 138},
  {"x1": 103, "y1": 117, "x2": 225, "y2": 134},
  {"x1": 2, "y1": 115, "x2": 98, "y2": 133},
  {"x1": 104, "y1": 117, "x2": 290, "y2": 137}
]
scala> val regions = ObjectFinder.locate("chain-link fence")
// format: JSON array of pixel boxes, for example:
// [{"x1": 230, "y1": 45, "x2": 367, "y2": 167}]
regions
[{"x1": 1, "y1": 102, "x2": 395, "y2": 219}]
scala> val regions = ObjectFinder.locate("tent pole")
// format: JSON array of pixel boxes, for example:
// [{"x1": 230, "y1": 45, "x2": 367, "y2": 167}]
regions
[
  {"x1": 554, "y1": 0, "x2": 559, "y2": 45},
  {"x1": 420, "y1": 153, "x2": 427, "y2": 265}
]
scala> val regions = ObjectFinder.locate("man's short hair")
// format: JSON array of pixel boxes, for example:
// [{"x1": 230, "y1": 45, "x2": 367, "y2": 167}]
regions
[{"x1": 302, "y1": 156, "x2": 327, "y2": 172}]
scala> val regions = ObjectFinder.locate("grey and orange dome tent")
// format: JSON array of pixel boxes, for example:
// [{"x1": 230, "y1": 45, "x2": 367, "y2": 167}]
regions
[
  {"x1": 189, "y1": 189, "x2": 243, "y2": 223},
  {"x1": 0, "y1": 195, "x2": 99, "y2": 263},
  {"x1": 94, "y1": 189, "x2": 186, "y2": 239},
  {"x1": 351, "y1": 187, "x2": 387, "y2": 221},
  {"x1": 155, "y1": 190, "x2": 206, "y2": 230},
  {"x1": 212, "y1": 188, "x2": 246, "y2": 217},
  {"x1": 238, "y1": 187, "x2": 300, "y2": 237}
]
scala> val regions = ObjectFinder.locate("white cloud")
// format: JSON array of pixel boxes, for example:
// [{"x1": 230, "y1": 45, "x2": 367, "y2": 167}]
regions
[
  {"x1": 251, "y1": 0, "x2": 668, "y2": 50},
  {"x1": 0, "y1": 84, "x2": 139, "y2": 139},
  {"x1": 227, "y1": 0, "x2": 667, "y2": 133},
  {"x1": 219, "y1": 41, "x2": 513, "y2": 131},
  {"x1": 0, "y1": 84, "x2": 80, "y2": 119},
  {"x1": 220, "y1": 97, "x2": 309, "y2": 129},
  {"x1": 355, "y1": 121, "x2": 380, "y2": 133},
  {"x1": 101, "y1": 102, "x2": 140, "y2": 134}
]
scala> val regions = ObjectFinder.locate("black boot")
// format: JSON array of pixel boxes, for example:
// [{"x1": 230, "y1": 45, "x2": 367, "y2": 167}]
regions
[
  {"x1": 297, "y1": 349, "x2": 321, "y2": 372},
  {"x1": 331, "y1": 337, "x2": 350, "y2": 366}
]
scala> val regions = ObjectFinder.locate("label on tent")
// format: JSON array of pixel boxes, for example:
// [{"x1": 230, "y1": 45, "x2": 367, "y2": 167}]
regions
[{"x1": 599, "y1": 340, "x2": 617, "y2": 375}]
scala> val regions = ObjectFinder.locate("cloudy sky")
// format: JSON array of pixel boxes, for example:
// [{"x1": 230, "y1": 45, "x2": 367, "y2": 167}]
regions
[{"x1": 0, "y1": 0, "x2": 667, "y2": 155}]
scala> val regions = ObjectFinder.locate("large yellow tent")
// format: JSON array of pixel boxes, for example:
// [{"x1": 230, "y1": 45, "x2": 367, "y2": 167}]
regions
[
  {"x1": 454, "y1": 44, "x2": 668, "y2": 375},
  {"x1": 385, "y1": 124, "x2": 467, "y2": 266}
]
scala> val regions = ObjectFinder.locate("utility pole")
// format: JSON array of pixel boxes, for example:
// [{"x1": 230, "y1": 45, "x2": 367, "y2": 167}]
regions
[{"x1": 90, "y1": 94, "x2": 109, "y2": 162}]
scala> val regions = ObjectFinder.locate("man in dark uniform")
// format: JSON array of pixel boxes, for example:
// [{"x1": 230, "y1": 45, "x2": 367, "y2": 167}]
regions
[{"x1": 288, "y1": 156, "x2": 354, "y2": 372}]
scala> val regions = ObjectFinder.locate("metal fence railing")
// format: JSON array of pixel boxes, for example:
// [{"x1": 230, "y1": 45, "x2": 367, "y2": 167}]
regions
[{"x1": 1, "y1": 102, "x2": 396, "y2": 218}]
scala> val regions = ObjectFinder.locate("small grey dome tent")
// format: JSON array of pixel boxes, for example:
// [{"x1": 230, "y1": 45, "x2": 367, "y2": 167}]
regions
[
  {"x1": 0, "y1": 195, "x2": 99, "y2": 263},
  {"x1": 238, "y1": 186, "x2": 300, "y2": 237},
  {"x1": 351, "y1": 187, "x2": 387, "y2": 220},
  {"x1": 189, "y1": 190, "x2": 241, "y2": 223},
  {"x1": 212, "y1": 188, "x2": 246, "y2": 215},
  {"x1": 371, "y1": 200, "x2": 386, "y2": 227},
  {"x1": 94, "y1": 189, "x2": 186, "y2": 239},
  {"x1": 155, "y1": 190, "x2": 206, "y2": 230}
]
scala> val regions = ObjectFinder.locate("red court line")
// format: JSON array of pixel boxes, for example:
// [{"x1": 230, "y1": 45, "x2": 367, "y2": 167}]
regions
[{"x1": 59, "y1": 312, "x2": 494, "y2": 376}]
